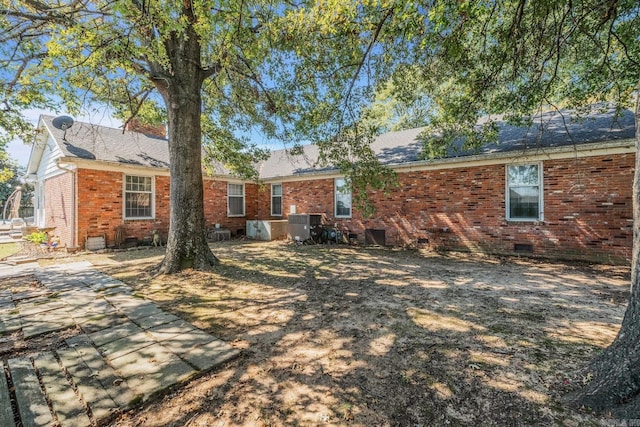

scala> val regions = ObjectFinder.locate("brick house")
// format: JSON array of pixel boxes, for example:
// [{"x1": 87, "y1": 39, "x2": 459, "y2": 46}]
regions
[
  {"x1": 24, "y1": 116, "x2": 259, "y2": 250},
  {"x1": 26, "y1": 108, "x2": 635, "y2": 263}
]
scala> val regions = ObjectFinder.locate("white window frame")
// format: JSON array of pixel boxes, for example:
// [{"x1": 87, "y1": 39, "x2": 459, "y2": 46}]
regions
[
  {"x1": 123, "y1": 174, "x2": 155, "y2": 220},
  {"x1": 227, "y1": 183, "x2": 245, "y2": 217},
  {"x1": 271, "y1": 183, "x2": 283, "y2": 216},
  {"x1": 506, "y1": 163, "x2": 543, "y2": 222},
  {"x1": 334, "y1": 177, "x2": 352, "y2": 218}
]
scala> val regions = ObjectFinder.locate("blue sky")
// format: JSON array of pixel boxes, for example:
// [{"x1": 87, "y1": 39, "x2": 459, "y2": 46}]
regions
[{"x1": 8, "y1": 138, "x2": 32, "y2": 167}]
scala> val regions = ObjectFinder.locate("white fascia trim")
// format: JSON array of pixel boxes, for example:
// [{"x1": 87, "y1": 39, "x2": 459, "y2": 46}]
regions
[
  {"x1": 391, "y1": 139, "x2": 636, "y2": 173},
  {"x1": 261, "y1": 170, "x2": 343, "y2": 184},
  {"x1": 62, "y1": 138, "x2": 636, "y2": 184},
  {"x1": 223, "y1": 177, "x2": 246, "y2": 184},
  {"x1": 59, "y1": 157, "x2": 171, "y2": 176},
  {"x1": 26, "y1": 116, "x2": 54, "y2": 176},
  {"x1": 55, "y1": 158, "x2": 78, "y2": 171}
]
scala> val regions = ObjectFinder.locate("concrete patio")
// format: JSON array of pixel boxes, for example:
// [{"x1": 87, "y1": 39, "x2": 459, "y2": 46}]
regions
[{"x1": 0, "y1": 261, "x2": 239, "y2": 426}]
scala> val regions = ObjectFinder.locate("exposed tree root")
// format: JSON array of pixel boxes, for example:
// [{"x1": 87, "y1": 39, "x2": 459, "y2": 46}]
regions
[
  {"x1": 565, "y1": 302, "x2": 640, "y2": 417},
  {"x1": 155, "y1": 244, "x2": 219, "y2": 276}
]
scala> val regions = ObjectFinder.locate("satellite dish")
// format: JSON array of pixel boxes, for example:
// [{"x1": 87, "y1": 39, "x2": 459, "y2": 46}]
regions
[
  {"x1": 52, "y1": 115, "x2": 74, "y2": 141},
  {"x1": 52, "y1": 115, "x2": 74, "y2": 130}
]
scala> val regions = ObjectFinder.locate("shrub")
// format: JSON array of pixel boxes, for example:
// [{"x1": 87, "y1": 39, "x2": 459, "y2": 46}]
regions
[{"x1": 24, "y1": 231, "x2": 48, "y2": 244}]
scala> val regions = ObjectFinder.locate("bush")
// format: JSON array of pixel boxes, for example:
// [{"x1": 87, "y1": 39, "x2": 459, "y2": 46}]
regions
[{"x1": 24, "y1": 231, "x2": 48, "y2": 244}]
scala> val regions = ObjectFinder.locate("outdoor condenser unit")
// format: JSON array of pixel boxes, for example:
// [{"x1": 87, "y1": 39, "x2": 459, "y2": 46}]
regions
[{"x1": 287, "y1": 214, "x2": 322, "y2": 241}]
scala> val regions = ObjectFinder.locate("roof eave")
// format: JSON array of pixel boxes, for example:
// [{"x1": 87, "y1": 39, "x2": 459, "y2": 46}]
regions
[
  {"x1": 25, "y1": 116, "x2": 52, "y2": 175},
  {"x1": 48, "y1": 136, "x2": 638, "y2": 182},
  {"x1": 58, "y1": 156, "x2": 172, "y2": 175},
  {"x1": 261, "y1": 138, "x2": 636, "y2": 181},
  {"x1": 260, "y1": 167, "x2": 341, "y2": 182},
  {"x1": 382, "y1": 138, "x2": 637, "y2": 173}
]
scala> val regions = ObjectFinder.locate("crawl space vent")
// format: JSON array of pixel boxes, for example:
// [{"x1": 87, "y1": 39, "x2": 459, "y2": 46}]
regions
[
  {"x1": 86, "y1": 236, "x2": 106, "y2": 251},
  {"x1": 365, "y1": 229, "x2": 385, "y2": 246},
  {"x1": 514, "y1": 243, "x2": 533, "y2": 253}
]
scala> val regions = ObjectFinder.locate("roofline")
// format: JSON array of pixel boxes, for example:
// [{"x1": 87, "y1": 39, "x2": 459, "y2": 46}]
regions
[
  {"x1": 59, "y1": 157, "x2": 172, "y2": 176},
  {"x1": 57, "y1": 137, "x2": 636, "y2": 183},
  {"x1": 60, "y1": 157, "x2": 233, "y2": 182},
  {"x1": 25, "y1": 116, "x2": 52, "y2": 175},
  {"x1": 390, "y1": 138, "x2": 636, "y2": 173},
  {"x1": 260, "y1": 168, "x2": 341, "y2": 183},
  {"x1": 260, "y1": 138, "x2": 636, "y2": 183}
]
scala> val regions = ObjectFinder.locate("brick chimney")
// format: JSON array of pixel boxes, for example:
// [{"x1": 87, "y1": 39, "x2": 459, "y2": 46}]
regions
[{"x1": 125, "y1": 118, "x2": 167, "y2": 138}]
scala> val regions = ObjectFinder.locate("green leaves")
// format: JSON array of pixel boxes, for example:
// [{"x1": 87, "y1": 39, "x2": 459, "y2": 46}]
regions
[
  {"x1": 363, "y1": 0, "x2": 639, "y2": 163},
  {"x1": 201, "y1": 114, "x2": 270, "y2": 181},
  {"x1": 317, "y1": 121, "x2": 397, "y2": 217}
]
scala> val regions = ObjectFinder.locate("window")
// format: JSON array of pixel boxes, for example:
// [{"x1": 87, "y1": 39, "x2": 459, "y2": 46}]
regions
[
  {"x1": 227, "y1": 183, "x2": 245, "y2": 216},
  {"x1": 271, "y1": 184, "x2": 283, "y2": 216},
  {"x1": 335, "y1": 178, "x2": 352, "y2": 218},
  {"x1": 506, "y1": 163, "x2": 543, "y2": 221},
  {"x1": 124, "y1": 175, "x2": 154, "y2": 219}
]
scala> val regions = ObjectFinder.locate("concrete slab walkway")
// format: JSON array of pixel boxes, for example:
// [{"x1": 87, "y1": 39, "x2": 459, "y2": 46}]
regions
[{"x1": 0, "y1": 261, "x2": 239, "y2": 426}]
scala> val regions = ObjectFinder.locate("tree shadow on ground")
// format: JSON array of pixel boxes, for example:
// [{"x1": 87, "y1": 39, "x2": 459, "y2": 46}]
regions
[{"x1": 97, "y1": 241, "x2": 628, "y2": 426}]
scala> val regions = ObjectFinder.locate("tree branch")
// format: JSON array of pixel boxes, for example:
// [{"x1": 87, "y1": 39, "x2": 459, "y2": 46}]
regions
[
  {"x1": 344, "y1": 8, "x2": 394, "y2": 104},
  {"x1": 121, "y1": 88, "x2": 153, "y2": 134}
]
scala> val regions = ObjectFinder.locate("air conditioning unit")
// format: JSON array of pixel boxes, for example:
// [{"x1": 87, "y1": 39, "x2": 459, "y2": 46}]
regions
[{"x1": 287, "y1": 214, "x2": 323, "y2": 241}]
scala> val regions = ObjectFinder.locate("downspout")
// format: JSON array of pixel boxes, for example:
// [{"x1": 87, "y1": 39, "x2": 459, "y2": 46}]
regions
[{"x1": 55, "y1": 160, "x2": 77, "y2": 248}]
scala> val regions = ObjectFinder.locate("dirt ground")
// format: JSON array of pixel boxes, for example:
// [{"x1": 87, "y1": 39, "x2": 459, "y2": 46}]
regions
[{"x1": 16, "y1": 241, "x2": 632, "y2": 426}]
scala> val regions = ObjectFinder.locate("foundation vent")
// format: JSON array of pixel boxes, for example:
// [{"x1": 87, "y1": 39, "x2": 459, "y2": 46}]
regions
[
  {"x1": 365, "y1": 229, "x2": 386, "y2": 246},
  {"x1": 514, "y1": 243, "x2": 534, "y2": 253}
]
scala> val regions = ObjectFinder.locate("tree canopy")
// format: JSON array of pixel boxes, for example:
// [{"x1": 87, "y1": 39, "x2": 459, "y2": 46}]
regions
[
  {"x1": 1, "y1": 0, "x2": 423, "y2": 167},
  {"x1": 0, "y1": 0, "x2": 425, "y2": 271},
  {"x1": 388, "y1": 0, "x2": 638, "y2": 152}
]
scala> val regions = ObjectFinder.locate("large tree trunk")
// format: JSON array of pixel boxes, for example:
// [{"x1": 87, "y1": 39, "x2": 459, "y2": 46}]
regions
[
  {"x1": 566, "y1": 85, "x2": 640, "y2": 416},
  {"x1": 154, "y1": 22, "x2": 218, "y2": 274}
]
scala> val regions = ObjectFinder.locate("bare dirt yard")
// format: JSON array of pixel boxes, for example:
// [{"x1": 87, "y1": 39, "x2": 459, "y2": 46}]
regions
[{"x1": 32, "y1": 241, "x2": 630, "y2": 426}]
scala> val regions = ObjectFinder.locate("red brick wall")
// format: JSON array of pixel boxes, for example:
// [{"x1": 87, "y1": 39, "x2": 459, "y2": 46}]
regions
[
  {"x1": 245, "y1": 183, "x2": 260, "y2": 225},
  {"x1": 540, "y1": 155, "x2": 633, "y2": 262},
  {"x1": 44, "y1": 172, "x2": 74, "y2": 248},
  {"x1": 202, "y1": 181, "x2": 260, "y2": 235},
  {"x1": 67, "y1": 152, "x2": 634, "y2": 263},
  {"x1": 250, "y1": 183, "x2": 299, "y2": 220},
  {"x1": 74, "y1": 172, "x2": 263, "y2": 248},
  {"x1": 269, "y1": 154, "x2": 634, "y2": 264},
  {"x1": 251, "y1": 184, "x2": 272, "y2": 220},
  {"x1": 77, "y1": 169, "x2": 170, "y2": 247},
  {"x1": 283, "y1": 179, "x2": 336, "y2": 219},
  {"x1": 203, "y1": 180, "x2": 227, "y2": 229}
]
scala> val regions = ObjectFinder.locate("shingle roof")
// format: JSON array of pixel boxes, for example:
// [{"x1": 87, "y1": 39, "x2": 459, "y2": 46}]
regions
[
  {"x1": 464, "y1": 107, "x2": 635, "y2": 155},
  {"x1": 41, "y1": 115, "x2": 171, "y2": 168},
  {"x1": 42, "y1": 107, "x2": 636, "y2": 179},
  {"x1": 259, "y1": 107, "x2": 636, "y2": 178}
]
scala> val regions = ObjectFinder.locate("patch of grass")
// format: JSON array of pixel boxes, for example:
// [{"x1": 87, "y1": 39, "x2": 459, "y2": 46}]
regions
[{"x1": 0, "y1": 242, "x2": 19, "y2": 259}]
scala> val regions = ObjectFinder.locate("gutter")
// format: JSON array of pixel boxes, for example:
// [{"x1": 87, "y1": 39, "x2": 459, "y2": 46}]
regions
[
  {"x1": 61, "y1": 136, "x2": 637, "y2": 186},
  {"x1": 390, "y1": 138, "x2": 637, "y2": 173},
  {"x1": 57, "y1": 157, "x2": 171, "y2": 176}
]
